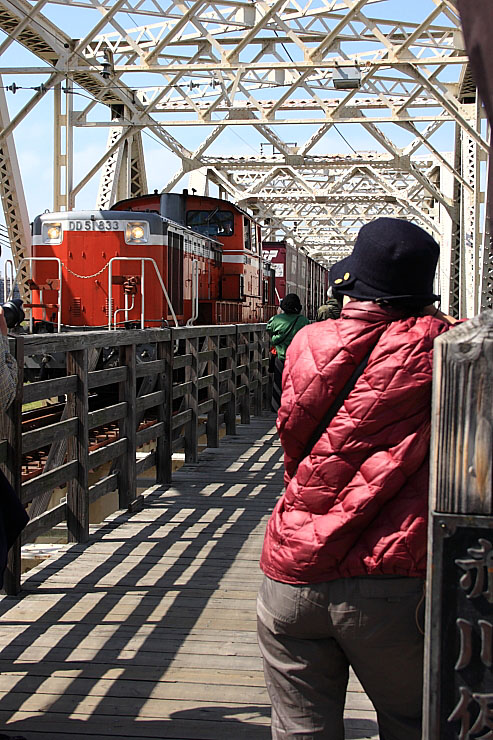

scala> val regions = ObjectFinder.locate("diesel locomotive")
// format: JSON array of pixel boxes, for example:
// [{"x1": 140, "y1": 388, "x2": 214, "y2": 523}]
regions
[
  {"x1": 29, "y1": 191, "x2": 278, "y2": 331},
  {"x1": 27, "y1": 190, "x2": 328, "y2": 334}
]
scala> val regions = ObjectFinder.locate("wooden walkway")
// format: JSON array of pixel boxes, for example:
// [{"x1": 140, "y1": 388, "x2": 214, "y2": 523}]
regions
[{"x1": 0, "y1": 416, "x2": 378, "y2": 739}]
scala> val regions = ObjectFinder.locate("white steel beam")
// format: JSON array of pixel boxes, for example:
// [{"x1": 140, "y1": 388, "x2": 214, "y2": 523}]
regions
[
  {"x1": 53, "y1": 80, "x2": 74, "y2": 211},
  {"x1": 0, "y1": 0, "x2": 485, "y2": 305},
  {"x1": 0, "y1": 78, "x2": 31, "y2": 300}
]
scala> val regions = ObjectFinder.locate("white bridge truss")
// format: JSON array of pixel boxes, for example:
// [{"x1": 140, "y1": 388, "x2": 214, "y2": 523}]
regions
[{"x1": 0, "y1": 0, "x2": 488, "y2": 316}]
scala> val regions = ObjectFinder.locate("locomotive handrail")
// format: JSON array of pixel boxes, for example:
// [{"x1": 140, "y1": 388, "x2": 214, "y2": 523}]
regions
[
  {"x1": 186, "y1": 259, "x2": 199, "y2": 327},
  {"x1": 113, "y1": 292, "x2": 136, "y2": 328},
  {"x1": 107, "y1": 257, "x2": 178, "y2": 330},
  {"x1": 12, "y1": 257, "x2": 63, "y2": 333},
  {"x1": 4, "y1": 259, "x2": 14, "y2": 304}
]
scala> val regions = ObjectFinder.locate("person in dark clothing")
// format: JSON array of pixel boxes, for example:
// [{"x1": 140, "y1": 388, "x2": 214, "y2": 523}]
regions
[
  {"x1": 316, "y1": 287, "x2": 342, "y2": 321},
  {"x1": 266, "y1": 294, "x2": 309, "y2": 412},
  {"x1": 0, "y1": 304, "x2": 27, "y2": 592},
  {"x1": 0, "y1": 306, "x2": 28, "y2": 740},
  {"x1": 0, "y1": 308, "x2": 17, "y2": 411}
]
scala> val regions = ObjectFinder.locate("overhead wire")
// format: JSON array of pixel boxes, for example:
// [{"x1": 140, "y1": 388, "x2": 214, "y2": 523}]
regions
[
  {"x1": 1, "y1": 5, "x2": 202, "y2": 156},
  {"x1": 271, "y1": 29, "x2": 358, "y2": 155},
  {"x1": 333, "y1": 125, "x2": 358, "y2": 154},
  {"x1": 7, "y1": 2, "x2": 299, "y2": 96},
  {"x1": 5, "y1": 4, "x2": 362, "y2": 171}
]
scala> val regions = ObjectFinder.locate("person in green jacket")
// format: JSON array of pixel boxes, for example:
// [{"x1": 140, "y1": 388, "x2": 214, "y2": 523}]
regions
[{"x1": 267, "y1": 293, "x2": 309, "y2": 411}]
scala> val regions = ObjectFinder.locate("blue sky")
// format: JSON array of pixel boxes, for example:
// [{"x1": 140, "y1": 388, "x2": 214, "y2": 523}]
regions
[{"x1": 0, "y1": 0, "x2": 465, "y2": 272}]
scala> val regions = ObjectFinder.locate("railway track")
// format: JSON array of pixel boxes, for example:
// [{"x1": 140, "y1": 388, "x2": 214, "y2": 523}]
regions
[{"x1": 21, "y1": 404, "x2": 157, "y2": 482}]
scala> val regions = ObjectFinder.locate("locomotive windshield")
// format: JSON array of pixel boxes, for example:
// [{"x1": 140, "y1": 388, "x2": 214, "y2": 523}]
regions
[{"x1": 186, "y1": 209, "x2": 234, "y2": 237}]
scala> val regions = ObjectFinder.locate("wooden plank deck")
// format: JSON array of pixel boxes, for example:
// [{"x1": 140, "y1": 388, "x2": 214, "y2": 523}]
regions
[{"x1": 0, "y1": 416, "x2": 378, "y2": 739}]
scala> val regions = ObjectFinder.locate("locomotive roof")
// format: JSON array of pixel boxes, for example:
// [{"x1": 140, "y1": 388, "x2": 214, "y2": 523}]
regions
[
  {"x1": 113, "y1": 192, "x2": 259, "y2": 225},
  {"x1": 184, "y1": 194, "x2": 257, "y2": 222}
]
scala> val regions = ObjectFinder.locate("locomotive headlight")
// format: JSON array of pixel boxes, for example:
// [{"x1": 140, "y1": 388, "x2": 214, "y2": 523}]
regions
[
  {"x1": 47, "y1": 226, "x2": 60, "y2": 239},
  {"x1": 42, "y1": 222, "x2": 62, "y2": 244},
  {"x1": 125, "y1": 221, "x2": 149, "y2": 244}
]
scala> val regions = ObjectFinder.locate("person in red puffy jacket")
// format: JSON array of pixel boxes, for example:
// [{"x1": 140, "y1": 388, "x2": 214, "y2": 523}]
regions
[{"x1": 257, "y1": 218, "x2": 457, "y2": 740}]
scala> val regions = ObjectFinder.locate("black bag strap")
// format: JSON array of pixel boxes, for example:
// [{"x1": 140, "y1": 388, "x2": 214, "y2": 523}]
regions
[{"x1": 296, "y1": 346, "x2": 375, "y2": 470}]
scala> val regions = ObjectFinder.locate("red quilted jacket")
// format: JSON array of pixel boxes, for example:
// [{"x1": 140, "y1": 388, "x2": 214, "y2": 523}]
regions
[{"x1": 260, "y1": 301, "x2": 450, "y2": 584}]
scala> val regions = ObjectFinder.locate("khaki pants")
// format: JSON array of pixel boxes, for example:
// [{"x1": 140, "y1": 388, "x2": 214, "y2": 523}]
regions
[{"x1": 257, "y1": 575, "x2": 425, "y2": 740}]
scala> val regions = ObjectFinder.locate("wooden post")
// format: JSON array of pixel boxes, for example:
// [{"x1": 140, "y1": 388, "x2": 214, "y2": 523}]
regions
[
  {"x1": 185, "y1": 336, "x2": 198, "y2": 463},
  {"x1": 424, "y1": 311, "x2": 493, "y2": 739},
  {"x1": 206, "y1": 333, "x2": 219, "y2": 448},
  {"x1": 261, "y1": 326, "x2": 271, "y2": 412},
  {"x1": 119, "y1": 343, "x2": 136, "y2": 509},
  {"x1": 252, "y1": 327, "x2": 262, "y2": 416},
  {"x1": 156, "y1": 332, "x2": 173, "y2": 484},
  {"x1": 3, "y1": 336, "x2": 24, "y2": 595},
  {"x1": 225, "y1": 330, "x2": 237, "y2": 436},
  {"x1": 238, "y1": 327, "x2": 250, "y2": 425},
  {"x1": 66, "y1": 347, "x2": 90, "y2": 543}
]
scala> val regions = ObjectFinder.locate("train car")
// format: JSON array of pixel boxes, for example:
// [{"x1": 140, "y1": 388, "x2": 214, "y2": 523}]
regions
[
  {"x1": 29, "y1": 191, "x2": 277, "y2": 332},
  {"x1": 310, "y1": 258, "x2": 329, "y2": 316},
  {"x1": 262, "y1": 240, "x2": 329, "y2": 320}
]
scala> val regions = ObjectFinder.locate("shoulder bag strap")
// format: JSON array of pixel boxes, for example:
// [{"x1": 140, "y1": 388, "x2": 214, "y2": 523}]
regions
[
  {"x1": 273, "y1": 314, "x2": 303, "y2": 346},
  {"x1": 295, "y1": 345, "x2": 375, "y2": 471}
]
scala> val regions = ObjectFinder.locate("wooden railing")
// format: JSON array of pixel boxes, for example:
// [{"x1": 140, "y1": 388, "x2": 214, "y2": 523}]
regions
[{"x1": 0, "y1": 324, "x2": 271, "y2": 595}]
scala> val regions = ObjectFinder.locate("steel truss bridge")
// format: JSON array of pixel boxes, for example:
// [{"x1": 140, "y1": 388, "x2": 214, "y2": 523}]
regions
[{"x1": 0, "y1": 0, "x2": 488, "y2": 318}]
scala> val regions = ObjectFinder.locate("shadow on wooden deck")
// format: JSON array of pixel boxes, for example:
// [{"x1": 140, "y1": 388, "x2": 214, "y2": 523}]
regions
[{"x1": 0, "y1": 415, "x2": 378, "y2": 739}]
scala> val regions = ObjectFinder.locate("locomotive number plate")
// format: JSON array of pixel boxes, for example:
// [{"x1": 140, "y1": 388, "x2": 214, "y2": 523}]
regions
[{"x1": 68, "y1": 220, "x2": 120, "y2": 232}]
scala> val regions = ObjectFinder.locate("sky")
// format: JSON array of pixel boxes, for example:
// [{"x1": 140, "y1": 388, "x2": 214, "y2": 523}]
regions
[{"x1": 0, "y1": 0, "x2": 468, "y2": 274}]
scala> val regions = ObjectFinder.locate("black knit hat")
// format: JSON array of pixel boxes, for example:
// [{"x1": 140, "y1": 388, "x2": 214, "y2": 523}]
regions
[
  {"x1": 329, "y1": 218, "x2": 440, "y2": 306},
  {"x1": 280, "y1": 293, "x2": 302, "y2": 314}
]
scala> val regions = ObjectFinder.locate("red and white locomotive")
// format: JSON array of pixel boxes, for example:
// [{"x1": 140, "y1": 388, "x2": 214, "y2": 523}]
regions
[
  {"x1": 28, "y1": 191, "x2": 327, "y2": 332},
  {"x1": 30, "y1": 190, "x2": 276, "y2": 330}
]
